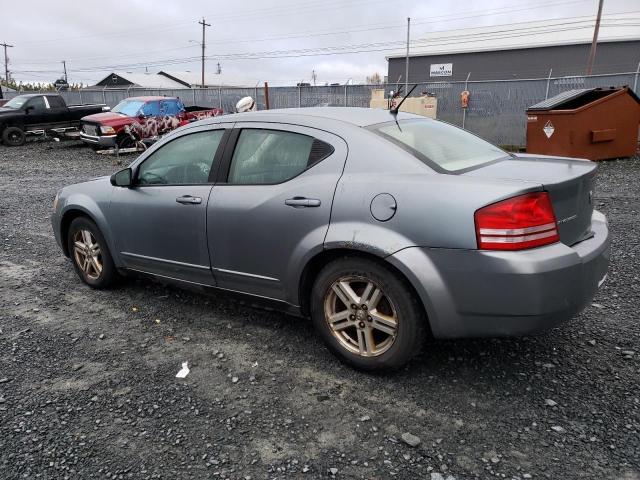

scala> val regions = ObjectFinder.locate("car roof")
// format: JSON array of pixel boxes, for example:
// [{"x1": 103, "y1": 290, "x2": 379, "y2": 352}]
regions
[{"x1": 206, "y1": 107, "x2": 423, "y2": 128}]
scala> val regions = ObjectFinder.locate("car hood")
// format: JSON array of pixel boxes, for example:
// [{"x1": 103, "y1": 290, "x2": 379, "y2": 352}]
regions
[
  {"x1": 81, "y1": 111, "x2": 135, "y2": 127},
  {"x1": 0, "y1": 107, "x2": 19, "y2": 115}
]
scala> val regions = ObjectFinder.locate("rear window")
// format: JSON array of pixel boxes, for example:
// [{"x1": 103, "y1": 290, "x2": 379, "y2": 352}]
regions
[{"x1": 373, "y1": 119, "x2": 508, "y2": 172}]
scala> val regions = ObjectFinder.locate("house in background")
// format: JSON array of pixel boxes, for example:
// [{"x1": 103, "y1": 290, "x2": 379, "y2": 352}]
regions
[
  {"x1": 91, "y1": 72, "x2": 189, "y2": 89},
  {"x1": 387, "y1": 14, "x2": 640, "y2": 82},
  {"x1": 89, "y1": 71, "x2": 258, "y2": 89},
  {"x1": 157, "y1": 71, "x2": 257, "y2": 88}
]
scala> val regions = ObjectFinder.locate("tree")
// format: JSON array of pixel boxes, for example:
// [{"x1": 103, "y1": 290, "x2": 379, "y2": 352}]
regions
[{"x1": 366, "y1": 72, "x2": 383, "y2": 85}]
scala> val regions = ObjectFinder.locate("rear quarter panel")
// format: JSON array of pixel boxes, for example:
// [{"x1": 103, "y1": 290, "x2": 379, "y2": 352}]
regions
[{"x1": 325, "y1": 128, "x2": 543, "y2": 252}]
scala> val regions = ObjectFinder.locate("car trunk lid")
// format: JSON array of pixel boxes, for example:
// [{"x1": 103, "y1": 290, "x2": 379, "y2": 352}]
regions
[{"x1": 464, "y1": 154, "x2": 596, "y2": 246}]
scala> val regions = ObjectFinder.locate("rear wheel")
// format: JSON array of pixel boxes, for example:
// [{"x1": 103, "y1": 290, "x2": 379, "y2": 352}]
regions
[
  {"x1": 2, "y1": 126, "x2": 26, "y2": 146},
  {"x1": 310, "y1": 257, "x2": 426, "y2": 371},
  {"x1": 67, "y1": 217, "x2": 119, "y2": 288}
]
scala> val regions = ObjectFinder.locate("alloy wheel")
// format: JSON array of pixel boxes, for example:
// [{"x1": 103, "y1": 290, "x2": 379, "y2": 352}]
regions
[
  {"x1": 324, "y1": 276, "x2": 398, "y2": 357},
  {"x1": 73, "y1": 229, "x2": 103, "y2": 280}
]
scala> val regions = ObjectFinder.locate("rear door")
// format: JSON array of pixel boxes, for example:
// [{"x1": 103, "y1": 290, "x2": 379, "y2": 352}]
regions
[
  {"x1": 45, "y1": 95, "x2": 73, "y2": 126},
  {"x1": 108, "y1": 124, "x2": 232, "y2": 284},
  {"x1": 207, "y1": 122, "x2": 347, "y2": 302}
]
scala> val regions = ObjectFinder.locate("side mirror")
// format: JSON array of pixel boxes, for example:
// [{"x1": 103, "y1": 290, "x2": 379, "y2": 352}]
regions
[
  {"x1": 110, "y1": 168, "x2": 133, "y2": 187},
  {"x1": 25, "y1": 105, "x2": 34, "y2": 113},
  {"x1": 137, "y1": 113, "x2": 146, "y2": 120}
]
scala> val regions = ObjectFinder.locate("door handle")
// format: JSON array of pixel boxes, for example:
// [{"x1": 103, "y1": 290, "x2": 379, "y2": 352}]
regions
[
  {"x1": 285, "y1": 197, "x2": 321, "y2": 208},
  {"x1": 176, "y1": 195, "x2": 202, "y2": 205}
]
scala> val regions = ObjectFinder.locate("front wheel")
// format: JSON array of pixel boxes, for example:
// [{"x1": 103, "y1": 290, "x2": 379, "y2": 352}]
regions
[
  {"x1": 2, "y1": 126, "x2": 26, "y2": 146},
  {"x1": 67, "y1": 217, "x2": 119, "y2": 289},
  {"x1": 310, "y1": 257, "x2": 426, "y2": 371}
]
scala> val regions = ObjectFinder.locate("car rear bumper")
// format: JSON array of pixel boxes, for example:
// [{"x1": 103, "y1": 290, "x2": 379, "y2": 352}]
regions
[
  {"x1": 387, "y1": 210, "x2": 610, "y2": 338},
  {"x1": 80, "y1": 132, "x2": 116, "y2": 147}
]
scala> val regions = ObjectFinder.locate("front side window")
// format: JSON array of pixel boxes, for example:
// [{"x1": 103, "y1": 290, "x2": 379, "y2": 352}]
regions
[
  {"x1": 137, "y1": 130, "x2": 224, "y2": 185},
  {"x1": 374, "y1": 119, "x2": 509, "y2": 172},
  {"x1": 26, "y1": 96, "x2": 47, "y2": 111},
  {"x1": 228, "y1": 129, "x2": 332, "y2": 184},
  {"x1": 141, "y1": 101, "x2": 161, "y2": 117}
]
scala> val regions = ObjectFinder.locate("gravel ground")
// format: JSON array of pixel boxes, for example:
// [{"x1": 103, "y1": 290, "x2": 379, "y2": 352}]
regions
[{"x1": 1, "y1": 138, "x2": 639, "y2": 480}]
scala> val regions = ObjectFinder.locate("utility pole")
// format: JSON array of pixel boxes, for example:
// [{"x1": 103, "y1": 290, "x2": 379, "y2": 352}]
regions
[
  {"x1": 1, "y1": 42, "x2": 14, "y2": 89},
  {"x1": 62, "y1": 60, "x2": 68, "y2": 82},
  {"x1": 198, "y1": 18, "x2": 211, "y2": 88},
  {"x1": 586, "y1": 0, "x2": 604, "y2": 75},
  {"x1": 312, "y1": 69, "x2": 317, "y2": 86},
  {"x1": 405, "y1": 18, "x2": 410, "y2": 93}
]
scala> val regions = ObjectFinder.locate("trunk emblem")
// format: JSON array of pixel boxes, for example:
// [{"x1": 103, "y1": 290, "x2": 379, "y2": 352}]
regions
[
  {"x1": 543, "y1": 120, "x2": 555, "y2": 139},
  {"x1": 557, "y1": 214, "x2": 578, "y2": 224}
]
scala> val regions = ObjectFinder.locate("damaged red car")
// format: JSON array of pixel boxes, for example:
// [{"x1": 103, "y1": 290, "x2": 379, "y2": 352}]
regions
[{"x1": 79, "y1": 96, "x2": 222, "y2": 148}]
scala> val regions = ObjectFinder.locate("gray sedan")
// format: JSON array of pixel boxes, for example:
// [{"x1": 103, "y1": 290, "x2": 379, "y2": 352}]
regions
[{"x1": 52, "y1": 108, "x2": 610, "y2": 370}]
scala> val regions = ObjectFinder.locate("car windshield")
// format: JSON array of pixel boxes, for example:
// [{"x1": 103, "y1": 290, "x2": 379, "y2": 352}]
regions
[
  {"x1": 3, "y1": 95, "x2": 31, "y2": 109},
  {"x1": 374, "y1": 119, "x2": 509, "y2": 172},
  {"x1": 112, "y1": 100, "x2": 145, "y2": 116}
]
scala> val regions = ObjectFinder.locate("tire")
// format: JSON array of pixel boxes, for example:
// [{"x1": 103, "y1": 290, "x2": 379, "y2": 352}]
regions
[
  {"x1": 310, "y1": 257, "x2": 426, "y2": 371},
  {"x1": 2, "y1": 126, "x2": 26, "y2": 146},
  {"x1": 117, "y1": 135, "x2": 135, "y2": 149},
  {"x1": 67, "y1": 216, "x2": 119, "y2": 289},
  {"x1": 117, "y1": 133, "x2": 145, "y2": 151}
]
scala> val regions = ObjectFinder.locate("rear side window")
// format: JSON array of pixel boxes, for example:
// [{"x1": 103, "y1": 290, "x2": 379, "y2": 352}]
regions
[
  {"x1": 47, "y1": 96, "x2": 65, "y2": 108},
  {"x1": 374, "y1": 119, "x2": 508, "y2": 172},
  {"x1": 228, "y1": 129, "x2": 333, "y2": 184},
  {"x1": 161, "y1": 99, "x2": 183, "y2": 116}
]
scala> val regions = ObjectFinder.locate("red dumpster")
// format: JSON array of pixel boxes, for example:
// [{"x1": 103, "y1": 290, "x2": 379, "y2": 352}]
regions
[{"x1": 526, "y1": 86, "x2": 640, "y2": 161}]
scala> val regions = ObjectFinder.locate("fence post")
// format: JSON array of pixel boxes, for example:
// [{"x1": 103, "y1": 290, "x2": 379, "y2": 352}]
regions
[
  {"x1": 79, "y1": 89, "x2": 83, "y2": 104},
  {"x1": 218, "y1": 87, "x2": 222, "y2": 109},
  {"x1": 102, "y1": 85, "x2": 106, "y2": 105},
  {"x1": 462, "y1": 72, "x2": 470, "y2": 129},
  {"x1": 254, "y1": 83, "x2": 258, "y2": 109},
  {"x1": 344, "y1": 84, "x2": 347, "y2": 107},
  {"x1": 298, "y1": 85, "x2": 301, "y2": 107},
  {"x1": 192, "y1": 88, "x2": 196, "y2": 105},
  {"x1": 634, "y1": 61, "x2": 640, "y2": 94},
  {"x1": 545, "y1": 69, "x2": 553, "y2": 100}
]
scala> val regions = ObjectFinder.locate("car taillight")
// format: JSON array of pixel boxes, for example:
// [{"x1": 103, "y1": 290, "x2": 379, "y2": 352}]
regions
[{"x1": 474, "y1": 192, "x2": 559, "y2": 251}]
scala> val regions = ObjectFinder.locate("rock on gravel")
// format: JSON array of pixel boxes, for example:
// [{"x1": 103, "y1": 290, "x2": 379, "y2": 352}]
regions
[{"x1": 401, "y1": 432, "x2": 421, "y2": 447}]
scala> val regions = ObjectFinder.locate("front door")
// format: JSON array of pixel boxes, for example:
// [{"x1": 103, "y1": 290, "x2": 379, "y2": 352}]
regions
[
  {"x1": 207, "y1": 123, "x2": 347, "y2": 303},
  {"x1": 108, "y1": 125, "x2": 230, "y2": 284}
]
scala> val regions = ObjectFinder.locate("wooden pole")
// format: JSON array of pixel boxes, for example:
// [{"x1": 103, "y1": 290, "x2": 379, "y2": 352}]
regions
[{"x1": 585, "y1": 0, "x2": 604, "y2": 75}]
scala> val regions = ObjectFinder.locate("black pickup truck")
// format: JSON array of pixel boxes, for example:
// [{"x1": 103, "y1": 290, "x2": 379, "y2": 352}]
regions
[{"x1": 0, "y1": 93, "x2": 109, "y2": 146}]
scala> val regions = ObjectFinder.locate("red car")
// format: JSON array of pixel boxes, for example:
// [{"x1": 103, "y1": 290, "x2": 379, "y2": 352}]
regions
[{"x1": 79, "y1": 96, "x2": 222, "y2": 148}]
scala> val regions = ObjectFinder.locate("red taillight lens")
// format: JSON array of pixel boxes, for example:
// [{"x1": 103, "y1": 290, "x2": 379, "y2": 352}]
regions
[{"x1": 474, "y1": 192, "x2": 560, "y2": 250}]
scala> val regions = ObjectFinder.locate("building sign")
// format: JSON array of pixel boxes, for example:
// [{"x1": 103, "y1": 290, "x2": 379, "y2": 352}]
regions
[{"x1": 430, "y1": 63, "x2": 453, "y2": 77}]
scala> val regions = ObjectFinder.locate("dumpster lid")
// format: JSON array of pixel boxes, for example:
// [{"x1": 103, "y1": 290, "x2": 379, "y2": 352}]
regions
[{"x1": 527, "y1": 86, "x2": 640, "y2": 111}]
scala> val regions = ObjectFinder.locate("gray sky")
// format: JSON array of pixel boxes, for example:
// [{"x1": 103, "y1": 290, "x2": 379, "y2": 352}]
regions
[{"x1": 2, "y1": 0, "x2": 637, "y2": 86}]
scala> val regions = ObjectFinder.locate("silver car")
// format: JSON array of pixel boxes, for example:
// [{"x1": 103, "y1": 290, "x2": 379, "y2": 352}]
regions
[{"x1": 52, "y1": 108, "x2": 610, "y2": 370}]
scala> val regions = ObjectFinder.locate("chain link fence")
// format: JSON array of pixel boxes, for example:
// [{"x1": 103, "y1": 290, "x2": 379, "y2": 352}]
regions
[{"x1": 4, "y1": 71, "x2": 638, "y2": 147}]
